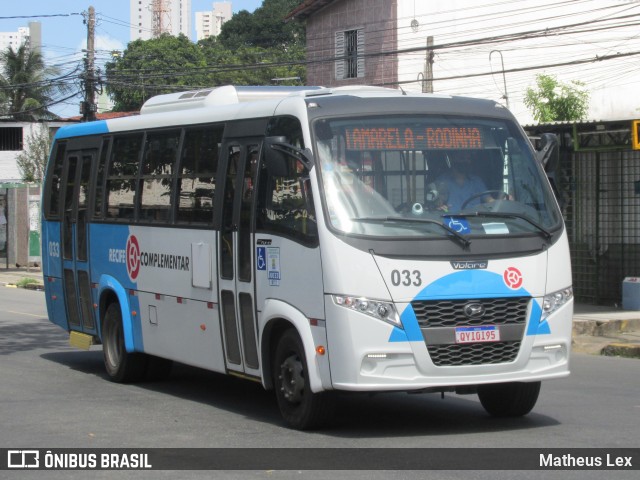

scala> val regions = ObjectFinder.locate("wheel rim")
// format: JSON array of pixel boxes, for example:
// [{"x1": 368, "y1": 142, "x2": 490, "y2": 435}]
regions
[{"x1": 278, "y1": 353, "x2": 305, "y2": 404}]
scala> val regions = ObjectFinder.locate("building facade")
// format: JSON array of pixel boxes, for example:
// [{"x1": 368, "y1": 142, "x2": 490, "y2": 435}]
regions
[
  {"x1": 288, "y1": 0, "x2": 640, "y2": 124},
  {"x1": 0, "y1": 22, "x2": 42, "y2": 53},
  {"x1": 195, "y1": 2, "x2": 232, "y2": 41},
  {"x1": 287, "y1": 0, "x2": 398, "y2": 88},
  {"x1": 130, "y1": 0, "x2": 192, "y2": 41}
]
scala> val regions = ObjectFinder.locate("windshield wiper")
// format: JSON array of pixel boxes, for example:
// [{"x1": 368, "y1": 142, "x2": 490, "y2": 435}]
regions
[
  {"x1": 453, "y1": 212, "x2": 552, "y2": 241},
  {"x1": 382, "y1": 216, "x2": 471, "y2": 248}
]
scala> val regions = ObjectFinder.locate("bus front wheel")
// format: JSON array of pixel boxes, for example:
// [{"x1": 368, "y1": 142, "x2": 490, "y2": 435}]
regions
[
  {"x1": 102, "y1": 303, "x2": 147, "y2": 383},
  {"x1": 273, "y1": 329, "x2": 334, "y2": 430},
  {"x1": 477, "y1": 381, "x2": 541, "y2": 417}
]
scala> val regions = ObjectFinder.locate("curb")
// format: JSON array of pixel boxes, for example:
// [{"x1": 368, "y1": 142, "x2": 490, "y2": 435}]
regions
[
  {"x1": 601, "y1": 343, "x2": 640, "y2": 359},
  {"x1": 572, "y1": 318, "x2": 640, "y2": 336},
  {"x1": 1, "y1": 282, "x2": 45, "y2": 291}
]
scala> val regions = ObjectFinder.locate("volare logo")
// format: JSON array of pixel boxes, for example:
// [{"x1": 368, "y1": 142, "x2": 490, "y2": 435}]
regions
[
  {"x1": 7, "y1": 450, "x2": 39, "y2": 468},
  {"x1": 451, "y1": 260, "x2": 488, "y2": 270}
]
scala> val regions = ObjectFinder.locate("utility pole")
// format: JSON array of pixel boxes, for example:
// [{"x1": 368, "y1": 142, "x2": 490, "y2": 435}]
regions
[
  {"x1": 424, "y1": 36, "x2": 434, "y2": 93},
  {"x1": 81, "y1": 6, "x2": 97, "y2": 122}
]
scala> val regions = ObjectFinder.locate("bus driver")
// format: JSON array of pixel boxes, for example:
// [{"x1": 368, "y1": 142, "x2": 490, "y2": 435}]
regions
[{"x1": 436, "y1": 151, "x2": 490, "y2": 212}]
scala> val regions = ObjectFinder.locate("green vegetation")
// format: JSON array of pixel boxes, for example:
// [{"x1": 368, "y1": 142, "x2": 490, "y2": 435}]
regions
[
  {"x1": 105, "y1": 0, "x2": 305, "y2": 112},
  {"x1": 0, "y1": 44, "x2": 70, "y2": 120},
  {"x1": 16, "y1": 123, "x2": 52, "y2": 183},
  {"x1": 524, "y1": 74, "x2": 590, "y2": 122},
  {"x1": 16, "y1": 277, "x2": 39, "y2": 287}
]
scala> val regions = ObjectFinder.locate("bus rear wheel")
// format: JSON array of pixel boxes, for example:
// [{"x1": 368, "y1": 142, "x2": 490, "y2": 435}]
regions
[
  {"x1": 102, "y1": 303, "x2": 147, "y2": 383},
  {"x1": 477, "y1": 381, "x2": 541, "y2": 417},
  {"x1": 273, "y1": 329, "x2": 334, "y2": 430}
]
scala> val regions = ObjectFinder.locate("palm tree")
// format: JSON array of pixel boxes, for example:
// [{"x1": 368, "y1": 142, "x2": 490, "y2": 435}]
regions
[{"x1": 0, "y1": 45, "x2": 66, "y2": 120}]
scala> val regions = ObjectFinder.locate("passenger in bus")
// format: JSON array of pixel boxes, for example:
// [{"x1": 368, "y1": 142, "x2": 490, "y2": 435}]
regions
[{"x1": 436, "y1": 151, "x2": 491, "y2": 212}]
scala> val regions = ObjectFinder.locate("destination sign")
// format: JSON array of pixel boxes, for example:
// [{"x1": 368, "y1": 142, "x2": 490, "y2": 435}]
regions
[{"x1": 344, "y1": 126, "x2": 484, "y2": 151}]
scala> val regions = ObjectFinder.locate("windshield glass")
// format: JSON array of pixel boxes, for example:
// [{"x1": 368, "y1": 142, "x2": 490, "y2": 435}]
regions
[{"x1": 313, "y1": 115, "x2": 561, "y2": 238}]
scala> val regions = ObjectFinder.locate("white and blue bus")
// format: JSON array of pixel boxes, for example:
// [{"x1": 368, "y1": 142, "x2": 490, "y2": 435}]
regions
[{"x1": 41, "y1": 85, "x2": 573, "y2": 429}]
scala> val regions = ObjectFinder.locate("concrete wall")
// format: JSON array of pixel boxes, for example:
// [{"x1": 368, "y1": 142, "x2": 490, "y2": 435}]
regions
[{"x1": 0, "y1": 184, "x2": 40, "y2": 268}]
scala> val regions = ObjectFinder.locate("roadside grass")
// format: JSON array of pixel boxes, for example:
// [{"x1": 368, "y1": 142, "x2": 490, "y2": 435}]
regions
[{"x1": 15, "y1": 277, "x2": 39, "y2": 288}]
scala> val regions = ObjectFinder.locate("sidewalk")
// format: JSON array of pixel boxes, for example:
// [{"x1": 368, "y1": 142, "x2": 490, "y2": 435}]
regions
[
  {"x1": 572, "y1": 303, "x2": 640, "y2": 358},
  {"x1": 1, "y1": 267, "x2": 639, "y2": 358}
]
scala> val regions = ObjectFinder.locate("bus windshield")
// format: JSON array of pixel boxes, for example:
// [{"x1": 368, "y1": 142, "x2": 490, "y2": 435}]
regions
[{"x1": 313, "y1": 115, "x2": 561, "y2": 238}]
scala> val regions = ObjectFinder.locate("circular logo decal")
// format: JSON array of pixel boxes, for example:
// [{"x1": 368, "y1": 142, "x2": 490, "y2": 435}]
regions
[
  {"x1": 503, "y1": 267, "x2": 523, "y2": 289},
  {"x1": 126, "y1": 235, "x2": 141, "y2": 281}
]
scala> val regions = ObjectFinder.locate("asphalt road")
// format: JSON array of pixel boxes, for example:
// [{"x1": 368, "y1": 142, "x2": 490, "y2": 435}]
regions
[{"x1": 1, "y1": 287, "x2": 638, "y2": 480}]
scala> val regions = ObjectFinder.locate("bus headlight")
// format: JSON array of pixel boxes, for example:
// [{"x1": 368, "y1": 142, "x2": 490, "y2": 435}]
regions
[
  {"x1": 541, "y1": 287, "x2": 573, "y2": 320},
  {"x1": 332, "y1": 295, "x2": 401, "y2": 328}
]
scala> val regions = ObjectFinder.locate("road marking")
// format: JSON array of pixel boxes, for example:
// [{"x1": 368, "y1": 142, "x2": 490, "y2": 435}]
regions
[{"x1": 6, "y1": 310, "x2": 43, "y2": 318}]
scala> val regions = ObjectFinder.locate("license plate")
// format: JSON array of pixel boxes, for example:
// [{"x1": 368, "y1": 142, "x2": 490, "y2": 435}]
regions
[{"x1": 455, "y1": 325, "x2": 500, "y2": 344}]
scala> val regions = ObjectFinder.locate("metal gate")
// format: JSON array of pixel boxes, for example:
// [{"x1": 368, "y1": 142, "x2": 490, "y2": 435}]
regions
[{"x1": 563, "y1": 149, "x2": 640, "y2": 305}]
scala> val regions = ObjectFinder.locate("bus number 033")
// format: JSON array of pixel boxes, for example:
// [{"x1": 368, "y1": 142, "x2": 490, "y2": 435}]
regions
[{"x1": 391, "y1": 269, "x2": 422, "y2": 287}]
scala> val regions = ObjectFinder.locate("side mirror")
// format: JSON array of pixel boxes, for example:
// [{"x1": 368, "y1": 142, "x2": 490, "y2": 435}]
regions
[
  {"x1": 264, "y1": 136, "x2": 313, "y2": 177},
  {"x1": 535, "y1": 133, "x2": 562, "y2": 204},
  {"x1": 264, "y1": 136, "x2": 291, "y2": 177},
  {"x1": 536, "y1": 133, "x2": 559, "y2": 173}
]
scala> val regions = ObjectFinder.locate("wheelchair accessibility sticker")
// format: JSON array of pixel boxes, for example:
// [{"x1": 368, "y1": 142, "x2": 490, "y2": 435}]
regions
[
  {"x1": 257, "y1": 247, "x2": 266, "y2": 271},
  {"x1": 443, "y1": 216, "x2": 470, "y2": 234}
]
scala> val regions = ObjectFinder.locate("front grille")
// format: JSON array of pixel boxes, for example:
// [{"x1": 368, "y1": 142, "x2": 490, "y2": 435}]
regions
[
  {"x1": 412, "y1": 297, "x2": 529, "y2": 328},
  {"x1": 427, "y1": 341, "x2": 520, "y2": 366}
]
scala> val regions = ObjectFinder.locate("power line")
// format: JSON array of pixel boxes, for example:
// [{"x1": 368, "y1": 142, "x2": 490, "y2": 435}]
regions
[
  {"x1": 0, "y1": 13, "x2": 81, "y2": 20},
  {"x1": 380, "y1": 50, "x2": 640, "y2": 87}
]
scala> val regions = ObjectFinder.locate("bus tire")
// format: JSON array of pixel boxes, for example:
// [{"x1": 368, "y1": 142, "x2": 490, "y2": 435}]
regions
[
  {"x1": 273, "y1": 329, "x2": 334, "y2": 430},
  {"x1": 102, "y1": 303, "x2": 147, "y2": 383},
  {"x1": 477, "y1": 381, "x2": 541, "y2": 417}
]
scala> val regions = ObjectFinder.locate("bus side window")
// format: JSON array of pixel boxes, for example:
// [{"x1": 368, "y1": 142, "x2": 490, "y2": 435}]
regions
[
  {"x1": 175, "y1": 125, "x2": 223, "y2": 226},
  {"x1": 105, "y1": 134, "x2": 143, "y2": 221},
  {"x1": 256, "y1": 155, "x2": 318, "y2": 247},
  {"x1": 93, "y1": 137, "x2": 110, "y2": 219},
  {"x1": 44, "y1": 141, "x2": 66, "y2": 219},
  {"x1": 138, "y1": 129, "x2": 180, "y2": 224}
]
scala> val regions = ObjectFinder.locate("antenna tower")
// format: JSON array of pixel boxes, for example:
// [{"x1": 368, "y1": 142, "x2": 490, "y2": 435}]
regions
[{"x1": 151, "y1": 0, "x2": 172, "y2": 37}]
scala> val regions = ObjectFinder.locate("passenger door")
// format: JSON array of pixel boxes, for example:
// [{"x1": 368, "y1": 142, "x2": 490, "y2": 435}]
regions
[
  {"x1": 60, "y1": 149, "x2": 96, "y2": 334},
  {"x1": 217, "y1": 140, "x2": 261, "y2": 377}
]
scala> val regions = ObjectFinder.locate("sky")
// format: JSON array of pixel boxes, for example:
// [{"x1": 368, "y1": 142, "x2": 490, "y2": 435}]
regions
[{"x1": 0, "y1": 0, "x2": 264, "y2": 117}]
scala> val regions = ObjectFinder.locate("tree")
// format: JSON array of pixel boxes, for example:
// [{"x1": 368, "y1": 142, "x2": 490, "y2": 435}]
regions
[
  {"x1": 16, "y1": 123, "x2": 52, "y2": 183},
  {"x1": 217, "y1": 0, "x2": 305, "y2": 50},
  {"x1": 0, "y1": 45, "x2": 66, "y2": 120},
  {"x1": 524, "y1": 74, "x2": 590, "y2": 123},
  {"x1": 105, "y1": 34, "x2": 208, "y2": 111},
  {"x1": 198, "y1": 37, "x2": 306, "y2": 86},
  {"x1": 105, "y1": 1, "x2": 307, "y2": 112}
]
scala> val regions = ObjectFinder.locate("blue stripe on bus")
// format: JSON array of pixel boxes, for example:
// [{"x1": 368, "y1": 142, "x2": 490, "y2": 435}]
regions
[
  {"x1": 390, "y1": 270, "x2": 549, "y2": 343},
  {"x1": 54, "y1": 120, "x2": 109, "y2": 139},
  {"x1": 97, "y1": 274, "x2": 143, "y2": 352}
]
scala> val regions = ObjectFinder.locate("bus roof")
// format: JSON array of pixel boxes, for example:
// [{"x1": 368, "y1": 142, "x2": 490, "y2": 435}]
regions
[{"x1": 53, "y1": 85, "x2": 510, "y2": 140}]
